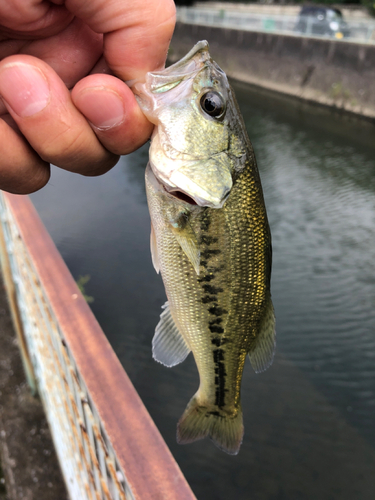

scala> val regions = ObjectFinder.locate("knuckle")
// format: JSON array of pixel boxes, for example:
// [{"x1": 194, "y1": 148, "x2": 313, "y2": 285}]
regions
[
  {"x1": 36, "y1": 123, "x2": 85, "y2": 165},
  {"x1": 35, "y1": 124, "x2": 118, "y2": 176}
]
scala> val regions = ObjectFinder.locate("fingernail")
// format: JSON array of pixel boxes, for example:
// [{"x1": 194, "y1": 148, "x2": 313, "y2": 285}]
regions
[
  {"x1": 0, "y1": 63, "x2": 50, "y2": 117},
  {"x1": 75, "y1": 88, "x2": 125, "y2": 130}
]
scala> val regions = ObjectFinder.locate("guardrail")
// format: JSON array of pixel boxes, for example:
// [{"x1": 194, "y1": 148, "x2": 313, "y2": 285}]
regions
[
  {"x1": 177, "y1": 7, "x2": 375, "y2": 44},
  {"x1": 0, "y1": 192, "x2": 196, "y2": 500}
]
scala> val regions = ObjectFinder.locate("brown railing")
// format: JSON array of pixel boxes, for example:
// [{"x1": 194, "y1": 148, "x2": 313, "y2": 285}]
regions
[{"x1": 0, "y1": 192, "x2": 196, "y2": 500}]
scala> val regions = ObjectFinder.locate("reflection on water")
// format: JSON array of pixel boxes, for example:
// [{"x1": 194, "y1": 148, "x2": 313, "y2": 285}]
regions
[{"x1": 31, "y1": 82, "x2": 375, "y2": 499}]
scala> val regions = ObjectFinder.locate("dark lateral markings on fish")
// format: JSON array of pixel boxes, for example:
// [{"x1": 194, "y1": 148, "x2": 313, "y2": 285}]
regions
[
  {"x1": 201, "y1": 295, "x2": 216, "y2": 304},
  {"x1": 211, "y1": 338, "x2": 226, "y2": 346},
  {"x1": 198, "y1": 274, "x2": 214, "y2": 282},
  {"x1": 208, "y1": 305, "x2": 228, "y2": 317},
  {"x1": 209, "y1": 325, "x2": 224, "y2": 334},
  {"x1": 199, "y1": 235, "x2": 218, "y2": 245},
  {"x1": 200, "y1": 214, "x2": 211, "y2": 232},
  {"x1": 201, "y1": 249, "x2": 221, "y2": 260},
  {"x1": 202, "y1": 284, "x2": 223, "y2": 295},
  {"x1": 213, "y1": 348, "x2": 227, "y2": 407},
  {"x1": 209, "y1": 317, "x2": 223, "y2": 325}
]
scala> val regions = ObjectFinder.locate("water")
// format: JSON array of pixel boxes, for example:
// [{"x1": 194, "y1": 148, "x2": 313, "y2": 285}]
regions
[{"x1": 30, "y1": 82, "x2": 375, "y2": 500}]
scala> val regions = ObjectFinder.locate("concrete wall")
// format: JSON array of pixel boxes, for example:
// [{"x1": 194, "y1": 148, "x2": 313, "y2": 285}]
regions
[
  {"x1": 170, "y1": 22, "x2": 375, "y2": 119},
  {"x1": 194, "y1": 3, "x2": 372, "y2": 20}
]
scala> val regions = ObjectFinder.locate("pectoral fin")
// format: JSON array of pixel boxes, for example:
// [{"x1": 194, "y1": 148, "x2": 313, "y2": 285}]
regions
[
  {"x1": 152, "y1": 302, "x2": 191, "y2": 367},
  {"x1": 248, "y1": 297, "x2": 276, "y2": 373},
  {"x1": 170, "y1": 222, "x2": 200, "y2": 275},
  {"x1": 150, "y1": 223, "x2": 160, "y2": 274}
]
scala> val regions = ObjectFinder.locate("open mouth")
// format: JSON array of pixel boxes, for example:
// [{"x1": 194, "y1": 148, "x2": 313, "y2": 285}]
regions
[
  {"x1": 165, "y1": 188, "x2": 198, "y2": 205},
  {"x1": 149, "y1": 162, "x2": 230, "y2": 209}
]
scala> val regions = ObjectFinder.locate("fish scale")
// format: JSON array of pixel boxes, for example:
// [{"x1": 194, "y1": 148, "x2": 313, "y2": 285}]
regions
[{"x1": 134, "y1": 41, "x2": 275, "y2": 455}]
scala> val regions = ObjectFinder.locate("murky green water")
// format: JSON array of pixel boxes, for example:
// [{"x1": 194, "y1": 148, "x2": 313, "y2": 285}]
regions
[{"x1": 31, "y1": 82, "x2": 375, "y2": 500}]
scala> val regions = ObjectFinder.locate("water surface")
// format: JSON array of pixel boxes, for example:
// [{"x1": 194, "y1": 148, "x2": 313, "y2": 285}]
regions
[{"x1": 31, "y1": 82, "x2": 375, "y2": 500}]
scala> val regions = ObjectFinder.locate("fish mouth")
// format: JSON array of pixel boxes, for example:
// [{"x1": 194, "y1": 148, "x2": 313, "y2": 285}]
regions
[
  {"x1": 165, "y1": 188, "x2": 198, "y2": 206},
  {"x1": 148, "y1": 166, "x2": 197, "y2": 205},
  {"x1": 151, "y1": 163, "x2": 230, "y2": 209},
  {"x1": 154, "y1": 170, "x2": 201, "y2": 206},
  {"x1": 164, "y1": 185, "x2": 231, "y2": 208}
]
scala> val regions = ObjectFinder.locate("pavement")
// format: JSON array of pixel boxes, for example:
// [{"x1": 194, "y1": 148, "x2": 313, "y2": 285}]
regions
[{"x1": 0, "y1": 273, "x2": 68, "y2": 500}]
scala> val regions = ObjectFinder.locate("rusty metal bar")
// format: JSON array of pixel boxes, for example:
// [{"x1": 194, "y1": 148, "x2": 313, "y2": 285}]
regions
[
  {"x1": 0, "y1": 191, "x2": 196, "y2": 500},
  {"x1": 0, "y1": 203, "x2": 37, "y2": 394}
]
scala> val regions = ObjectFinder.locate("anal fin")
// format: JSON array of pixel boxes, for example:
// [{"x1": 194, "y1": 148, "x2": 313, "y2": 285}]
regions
[
  {"x1": 248, "y1": 297, "x2": 276, "y2": 373},
  {"x1": 153, "y1": 302, "x2": 191, "y2": 367}
]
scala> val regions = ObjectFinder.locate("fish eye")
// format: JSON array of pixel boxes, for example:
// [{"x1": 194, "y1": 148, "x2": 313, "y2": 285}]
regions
[{"x1": 200, "y1": 91, "x2": 225, "y2": 118}]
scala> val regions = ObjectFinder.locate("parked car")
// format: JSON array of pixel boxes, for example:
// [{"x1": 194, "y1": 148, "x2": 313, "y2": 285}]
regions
[{"x1": 295, "y1": 6, "x2": 350, "y2": 39}]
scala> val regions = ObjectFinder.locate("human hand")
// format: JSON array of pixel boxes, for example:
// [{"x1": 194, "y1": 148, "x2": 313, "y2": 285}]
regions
[{"x1": 0, "y1": 0, "x2": 176, "y2": 194}]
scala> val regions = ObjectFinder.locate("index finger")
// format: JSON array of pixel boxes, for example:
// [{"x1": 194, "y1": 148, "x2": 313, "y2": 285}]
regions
[{"x1": 65, "y1": 0, "x2": 176, "y2": 81}]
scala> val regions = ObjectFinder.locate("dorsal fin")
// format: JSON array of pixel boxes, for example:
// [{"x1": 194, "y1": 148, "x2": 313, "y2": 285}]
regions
[
  {"x1": 248, "y1": 297, "x2": 276, "y2": 373},
  {"x1": 152, "y1": 302, "x2": 191, "y2": 367}
]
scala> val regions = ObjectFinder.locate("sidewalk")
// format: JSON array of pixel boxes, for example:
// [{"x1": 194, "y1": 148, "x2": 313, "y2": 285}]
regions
[{"x1": 0, "y1": 274, "x2": 68, "y2": 500}]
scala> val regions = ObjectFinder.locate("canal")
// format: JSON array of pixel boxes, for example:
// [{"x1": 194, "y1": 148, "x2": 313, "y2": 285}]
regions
[{"x1": 30, "y1": 82, "x2": 375, "y2": 500}]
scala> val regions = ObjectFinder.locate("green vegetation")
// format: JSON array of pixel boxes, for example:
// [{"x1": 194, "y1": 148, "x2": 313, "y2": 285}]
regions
[
  {"x1": 329, "y1": 81, "x2": 351, "y2": 99},
  {"x1": 76, "y1": 275, "x2": 94, "y2": 304},
  {"x1": 329, "y1": 82, "x2": 358, "y2": 106}
]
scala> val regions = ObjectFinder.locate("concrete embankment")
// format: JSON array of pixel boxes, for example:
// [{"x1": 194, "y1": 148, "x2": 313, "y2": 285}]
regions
[
  {"x1": 194, "y1": 2, "x2": 372, "y2": 20},
  {"x1": 170, "y1": 22, "x2": 375, "y2": 120}
]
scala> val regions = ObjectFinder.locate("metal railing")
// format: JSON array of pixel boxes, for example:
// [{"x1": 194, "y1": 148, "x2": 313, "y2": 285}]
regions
[
  {"x1": 177, "y1": 7, "x2": 375, "y2": 44},
  {"x1": 0, "y1": 192, "x2": 196, "y2": 500}
]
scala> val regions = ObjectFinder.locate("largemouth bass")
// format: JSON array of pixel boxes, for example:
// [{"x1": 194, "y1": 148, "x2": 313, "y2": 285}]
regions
[{"x1": 132, "y1": 41, "x2": 275, "y2": 455}]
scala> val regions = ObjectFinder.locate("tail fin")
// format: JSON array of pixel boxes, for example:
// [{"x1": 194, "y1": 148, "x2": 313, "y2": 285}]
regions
[{"x1": 177, "y1": 396, "x2": 244, "y2": 455}]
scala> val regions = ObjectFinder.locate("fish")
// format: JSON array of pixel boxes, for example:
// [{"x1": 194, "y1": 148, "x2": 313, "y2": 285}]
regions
[{"x1": 131, "y1": 40, "x2": 275, "y2": 455}]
